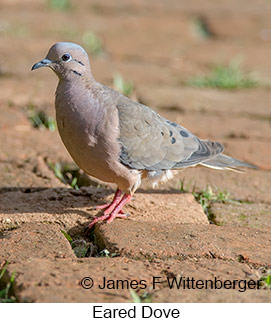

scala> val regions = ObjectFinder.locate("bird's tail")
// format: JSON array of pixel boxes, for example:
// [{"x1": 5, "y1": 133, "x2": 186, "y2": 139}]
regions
[{"x1": 200, "y1": 154, "x2": 257, "y2": 173}]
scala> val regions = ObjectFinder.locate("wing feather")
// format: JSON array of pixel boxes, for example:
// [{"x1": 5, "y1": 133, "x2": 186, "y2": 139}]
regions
[{"x1": 116, "y1": 98, "x2": 223, "y2": 171}]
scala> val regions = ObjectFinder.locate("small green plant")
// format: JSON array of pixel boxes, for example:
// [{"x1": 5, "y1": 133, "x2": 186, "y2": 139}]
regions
[
  {"x1": 113, "y1": 73, "x2": 134, "y2": 97},
  {"x1": 193, "y1": 186, "x2": 231, "y2": 223},
  {"x1": 61, "y1": 230, "x2": 94, "y2": 257},
  {"x1": 71, "y1": 240, "x2": 91, "y2": 258},
  {"x1": 259, "y1": 270, "x2": 271, "y2": 289},
  {"x1": 97, "y1": 248, "x2": 110, "y2": 258},
  {"x1": 70, "y1": 177, "x2": 79, "y2": 189},
  {"x1": 48, "y1": 162, "x2": 79, "y2": 189},
  {"x1": 60, "y1": 230, "x2": 118, "y2": 258},
  {"x1": 191, "y1": 16, "x2": 214, "y2": 39},
  {"x1": 188, "y1": 61, "x2": 257, "y2": 89},
  {"x1": 193, "y1": 186, "x2": 230, "y2": 210},
  {"x1": 82, "y1": 31, "x2": 104, "y2": 57},
  {"x1": 50, "y1": 162, "x2": 65, "y2": 182},
  {"x1": 179, "y1": 178, "x2": 195, "y2": 194},
  {"x1": 129, "y1": 288, "x2": 153, "y2": 303},
  {"x1": 0, "y1": 262, "x2": 16, "y2": 303},
  {"x1": 47, "y1": 0, "x2": 71, "y2": 11},
  {"x1": 96, "y1": 248, "x2": 118, "y2": 258},
  {"x1": 48, "y1": 160, "x2": 102, "y2": 189},
  {"x1": 27, "y1": 104, "x2": 56, "y2": 132},
  {"x1": 61, "y1": 229, "x2": 73, "y2": 243}
]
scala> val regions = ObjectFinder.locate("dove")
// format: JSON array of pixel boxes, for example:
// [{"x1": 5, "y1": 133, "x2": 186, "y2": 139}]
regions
[{"x1": 32, "y1": 42, "x2": 255, "y2": 228}]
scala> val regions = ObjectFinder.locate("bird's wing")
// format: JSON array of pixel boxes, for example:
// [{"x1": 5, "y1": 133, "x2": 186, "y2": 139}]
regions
[{"x1": 116, "y1": 98, "x2": 224, "y2": 171}]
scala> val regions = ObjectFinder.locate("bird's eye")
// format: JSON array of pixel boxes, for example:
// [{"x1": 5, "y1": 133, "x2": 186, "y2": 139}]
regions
[{"x1": 61, "y1": 54, "x2": 71, "y2": 62}]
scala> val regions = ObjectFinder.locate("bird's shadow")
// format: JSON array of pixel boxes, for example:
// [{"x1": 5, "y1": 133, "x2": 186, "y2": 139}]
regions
[
  {"x1": 0, "y1": 185, "x2": 183, "y2": 219},
  {"x1": 0, "y1": 185, "x2": 187, "y2": 256}
]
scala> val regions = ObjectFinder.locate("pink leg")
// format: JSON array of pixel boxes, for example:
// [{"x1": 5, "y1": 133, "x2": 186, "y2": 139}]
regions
[
  {"x1": 88, "y1": 192, "x2": 132, "y2": 229},
  {"x1": 94, "y1": 189, "x2": 123, "y2": 214},
  {"x1": 106, "y1": 194, "x2": 132, "y2": 223}
]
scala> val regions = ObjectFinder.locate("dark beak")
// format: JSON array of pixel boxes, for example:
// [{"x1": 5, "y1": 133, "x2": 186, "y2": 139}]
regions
[{"x1": 31, "y1": 58, "x2": 52, "y2": 71}]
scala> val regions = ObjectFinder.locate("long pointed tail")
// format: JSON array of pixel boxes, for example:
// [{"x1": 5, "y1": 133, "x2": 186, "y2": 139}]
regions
[{"x1": 200, "y1": 154, "x2": 257, "y2": 172}]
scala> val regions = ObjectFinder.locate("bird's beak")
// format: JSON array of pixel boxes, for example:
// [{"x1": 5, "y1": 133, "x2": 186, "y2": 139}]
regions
[{"x1": 31, "y1": 58, "x2": 52, "y2": 71}]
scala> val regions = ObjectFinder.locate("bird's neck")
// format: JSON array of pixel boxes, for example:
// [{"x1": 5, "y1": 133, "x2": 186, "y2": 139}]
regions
[{"x1": 57, "y1": 68, "x2": 95, "y2": 88}]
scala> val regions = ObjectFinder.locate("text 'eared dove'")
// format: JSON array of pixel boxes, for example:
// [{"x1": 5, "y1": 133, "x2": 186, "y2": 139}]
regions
[{"x1": 32, "y1": 42, "x2": 255, "y2": 228}]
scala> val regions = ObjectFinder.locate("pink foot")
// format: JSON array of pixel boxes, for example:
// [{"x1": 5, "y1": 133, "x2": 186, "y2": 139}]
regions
[
  {"x1": 94, "y1": 204, "x2": 125, "y2": 214},
  {"x1": 93, "y1": 189, "x2": 123, "y2": 215},
  {"x1": 106, "y1": 212, "x2": 129, "y2": 223},
  {"x1": 93, "y1": 203, "x2": 111, "y2": 210},
  {"x1": 88, "y1": 191, "x2": 132, "y2": 229},
  {"x1": 88, "y1": 211, "x2": 129, "y2": 228}
]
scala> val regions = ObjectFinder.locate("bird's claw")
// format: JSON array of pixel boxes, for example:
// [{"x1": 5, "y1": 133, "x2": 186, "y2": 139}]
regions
[{"x1": 87, "y1": 211, "x2": 129, "y2": 229}]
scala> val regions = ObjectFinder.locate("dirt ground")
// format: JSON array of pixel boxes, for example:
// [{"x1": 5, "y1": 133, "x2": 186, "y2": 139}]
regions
[{"x1": 0, "y1": 0, "x2": 271, "y2": 302}]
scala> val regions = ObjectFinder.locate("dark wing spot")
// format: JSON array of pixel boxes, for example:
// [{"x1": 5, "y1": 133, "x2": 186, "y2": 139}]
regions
[
  {"x1": 180, "y1": 130, "x2": 189, "y2": 137},
  {"x1": 171, "y1": 137, "x2": 176, "y2": 144},
  {"x1": 167, "y1": 120, "x2": 178, "y2": 127},
  {"x1": 169, "y1": 130, "x2": 173, "y2": 137},
  {"x1": 161, "y1": 131, "x2": 164, "y2": 136}
]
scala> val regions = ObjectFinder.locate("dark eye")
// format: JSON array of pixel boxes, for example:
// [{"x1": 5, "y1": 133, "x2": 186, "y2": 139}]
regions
[{"x1": 61, "y1": 54, "x2": 71, "y2": 62}]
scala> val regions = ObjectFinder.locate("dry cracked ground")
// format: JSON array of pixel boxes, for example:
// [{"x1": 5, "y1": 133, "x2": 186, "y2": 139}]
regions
[{"x1": 0, "y1": 0, "x2": 271, "y2": 302}]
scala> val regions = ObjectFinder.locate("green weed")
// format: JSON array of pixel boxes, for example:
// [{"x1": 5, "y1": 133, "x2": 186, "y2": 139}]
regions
[
  {"x1": 179, "y1": 180, "x2": 232, "y2": 223},
  {"x1": 129, "y1": 288, "x2": 153, "y2": 303},
  {"x1": 0, "y1": 262, "x2": 16, "y2": 303},
  {"x1": 96, "y1": 248, "x2": 119, "y2": 258},
  {"x1": 179, "y1": 178, "x2": 195, "y2": 194},
  {"x1": 113, "y1": 73, "x2": 134, "y2": 97},
  {"x1": 60, "y1": 229, "x2": 73, "y2": 243},
  {"x1": 48, "y1": 160, "x2": 104, "y2": 189},
  {"x1": 82, "y1": 31, "x2": 104, "y2": 57},
  {"x1": 259, "y1": 270, "x2": 271, "y2": 289},
  {"x1": 48, "y1": 162, "x2": 79, "y2": 189},
  {"x1": 193, "y1": 186, "x2": 230, "y2": 217},
  {"x1": 27, "y1": 104, "x2": 56, "y2": 132},
  {"x1": 237, "y1": 214, "x2": 248, "y2": 221},
  {"x1": 61, "y1": 230, "x2": 94, "y2": 257},
  {"x1": 71, "y1": 240, "x2": 91, "y2": 258},
  {"x1": 188, "y1": 61, "x2": 257, "y2": 89},
  {"x1": 60, "y1": 230, "x2": 118, "y2": 258},
  {"x1": 191, "y1": 16, "x2": 214, "y2": 39},
  {"x1": 47, "y1": 0, "x2": 71, "y2": 11}
]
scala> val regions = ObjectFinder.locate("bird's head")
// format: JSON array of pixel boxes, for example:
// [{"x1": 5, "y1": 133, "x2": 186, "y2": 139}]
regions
[{"x1": 31, "y1": 42, "x2": 92, "y2": 80}]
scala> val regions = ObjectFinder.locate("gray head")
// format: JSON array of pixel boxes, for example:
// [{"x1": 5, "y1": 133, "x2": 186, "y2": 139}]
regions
[{"x1": 32, "y1": 42, "x2": 93, "y2": 80}]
